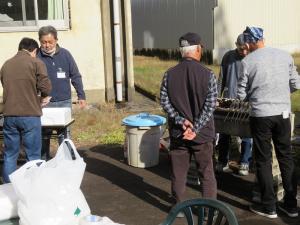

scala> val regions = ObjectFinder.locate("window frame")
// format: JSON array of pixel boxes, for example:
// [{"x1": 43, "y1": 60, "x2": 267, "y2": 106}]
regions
[{"x1": 0, "y1": 0, "x2": 70, "y2": 32}]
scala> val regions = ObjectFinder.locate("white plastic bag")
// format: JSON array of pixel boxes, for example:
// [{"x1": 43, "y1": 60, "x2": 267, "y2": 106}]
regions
[
  {"x1": 9, "y1": 139, "x2": 90, "y2": 225},
  {"x1": 79, "y1": 215, "x2": 125, "y2": 225},
  {"x1": 0, "y1": 183, "x2": 18, "y2": 221}
]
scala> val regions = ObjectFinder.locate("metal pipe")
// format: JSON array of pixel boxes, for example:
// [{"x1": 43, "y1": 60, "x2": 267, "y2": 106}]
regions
[
  {"x1": 113, "y1": 0, "x2": 123, "y2": 102},
  {"x1": 236, "y1": 103, "x2": 245, "y2": 121},
  {"x1": 34, "y1": 0, "x2": 39, "y2": 26},
  {"x1": 123, "y1": 0, "x2": 135, "y2": 101},
  {"x1": 21, "y1": 0, "x2": 27, "y2": 26}
]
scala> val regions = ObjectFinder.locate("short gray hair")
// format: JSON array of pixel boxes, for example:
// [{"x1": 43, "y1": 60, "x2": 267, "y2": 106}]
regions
[
  {"x1": 180, "y1": 45, "x2": 199, "y2": 57},
  {"x1": 38, "y1": 25, "x2": 58, "y2": 40}
]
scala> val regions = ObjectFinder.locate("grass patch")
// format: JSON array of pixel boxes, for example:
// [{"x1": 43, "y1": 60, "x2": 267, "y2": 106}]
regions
[
  {"x1": 290, "y1": 53, "x2": 300, "y2": 111},
  {"x1": 134, "y1": 55, "x2": 300, "y2": 111},
  {"x1": 292, "y1": 90, "x2": 300, "y2": 112},
  {"x1": 134, "y1": 56, "x2": 177, "y2": 96},
  {"x1": 71, "y1": 104, "x2": 130, "y2": 147},
  {"x1": 292, "y1": 53, "x2": 300, "y2": 72},
  {"x1": 100, "y1": 130, "x2": 125, "y2": 145},
  {"x1": 134, "y1": 56, "x2": 220, "y2": 99}
]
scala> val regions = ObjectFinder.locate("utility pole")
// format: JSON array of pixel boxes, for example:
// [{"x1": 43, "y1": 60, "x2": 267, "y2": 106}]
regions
[{"x1": 100, "y1": 0, "x2": 115, "y2": 102}]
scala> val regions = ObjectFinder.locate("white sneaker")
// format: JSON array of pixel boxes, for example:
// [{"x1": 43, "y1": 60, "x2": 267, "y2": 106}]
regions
[
  {"x1": 238, "y1": 163, "x2": 249, "y2": 176},
  {"x1": 215, "y1": 162, "x2": 229, "y2": 172}
]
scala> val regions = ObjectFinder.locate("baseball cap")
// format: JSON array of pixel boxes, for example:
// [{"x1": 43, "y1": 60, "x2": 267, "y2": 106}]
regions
[
  {"x1": 179, "y1": 32, "x2": 203, "y2": 47},
  {"x1": 243, "y1": 26, "x2": 264, "y2": 43}
]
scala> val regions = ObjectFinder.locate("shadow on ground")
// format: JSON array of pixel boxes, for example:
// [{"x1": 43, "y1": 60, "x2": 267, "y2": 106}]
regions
[
  {"x1": 87, "y1": 144, "x2": 172, "y2": 213},
  {"x1": 89, "y1": 144, "x2": 252, "y2": 208},
  {"x1": 85, "y1": 143, "x2": 300, "y2": 225},
  {"x1": 1, "y1": 143, "x2": 299, "y2": 224}
]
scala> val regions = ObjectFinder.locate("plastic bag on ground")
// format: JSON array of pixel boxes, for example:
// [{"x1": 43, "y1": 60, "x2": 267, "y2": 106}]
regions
[
  {"x1": 9, "y1": 139, "x2": 90, "y2": 225},
  {"x1": 79, "y1": 215, "x2": 125, "y2": 225},
  {"x1": 0, "y1": 183, "x2": 18, "y2": 221}
]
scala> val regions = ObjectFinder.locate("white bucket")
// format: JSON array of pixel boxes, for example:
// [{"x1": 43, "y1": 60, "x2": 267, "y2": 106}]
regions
[{"x1": 126, "y1": 126, "x2": 161, "y2": 168}]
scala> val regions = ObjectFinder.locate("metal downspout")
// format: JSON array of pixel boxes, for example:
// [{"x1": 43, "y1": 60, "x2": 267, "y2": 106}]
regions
[{"x1": 113, "y1": 0, "x2": 123, "y2": 102}]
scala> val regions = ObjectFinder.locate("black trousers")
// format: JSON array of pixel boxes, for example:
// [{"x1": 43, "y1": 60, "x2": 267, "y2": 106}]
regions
[
  {"x1": 250, "y1": 115, "x2": 297, "y2": 209},
  {"x1": 169, "y1": 142, "x2": 217, "y2": 203}
]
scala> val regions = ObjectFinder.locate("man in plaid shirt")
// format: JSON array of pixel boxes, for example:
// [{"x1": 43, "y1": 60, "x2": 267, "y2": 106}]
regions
[{"x1": 160, "y1": 32, "x2": 217, "y2": 216}]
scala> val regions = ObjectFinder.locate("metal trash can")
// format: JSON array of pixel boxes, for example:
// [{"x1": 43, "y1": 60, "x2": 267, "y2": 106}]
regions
[{"x1": 122, "y1": 113, "x2": 166, "y2": 168}]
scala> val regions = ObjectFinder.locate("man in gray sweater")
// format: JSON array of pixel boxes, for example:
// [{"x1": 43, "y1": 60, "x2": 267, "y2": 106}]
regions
[{"x1": 237, "y1": 26, "x2": 300, "y2": 219}]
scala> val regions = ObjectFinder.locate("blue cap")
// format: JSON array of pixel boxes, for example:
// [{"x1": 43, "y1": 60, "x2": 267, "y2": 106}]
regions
[
  {"x1": 122, "y1": 113, "x2": 166, "y2": 127},
  {"x1": 243, "y1": 26, "x2": 264, "y2": 43}
]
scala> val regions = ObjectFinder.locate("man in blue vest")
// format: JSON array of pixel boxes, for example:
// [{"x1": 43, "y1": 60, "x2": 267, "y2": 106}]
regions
[{"x1": 160, "y1": 32, "x2": 217, "y2": 216}]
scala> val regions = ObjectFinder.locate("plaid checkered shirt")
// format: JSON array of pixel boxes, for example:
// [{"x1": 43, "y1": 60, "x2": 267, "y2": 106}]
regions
[{"x1": 160, "y1": 71, "x2": 217, "y2": 133}]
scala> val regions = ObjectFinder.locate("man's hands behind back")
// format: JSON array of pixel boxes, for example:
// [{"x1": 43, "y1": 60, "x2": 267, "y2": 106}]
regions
[{"x1": 182, "y1": 119, "x2": 196, "y2": 140}]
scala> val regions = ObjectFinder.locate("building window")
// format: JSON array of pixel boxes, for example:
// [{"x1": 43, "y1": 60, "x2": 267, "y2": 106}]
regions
[{"x1": 0, "y1": 0, "x2": 69, "y2": 31}]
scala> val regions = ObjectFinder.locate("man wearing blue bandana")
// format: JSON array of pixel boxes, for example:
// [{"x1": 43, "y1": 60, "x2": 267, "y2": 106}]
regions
[{"x1": 238, "y1": 26, "x2": 300, "y2": 219}]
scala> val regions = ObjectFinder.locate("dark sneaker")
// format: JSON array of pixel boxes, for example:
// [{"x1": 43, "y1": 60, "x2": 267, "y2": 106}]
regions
[
  {"x1": 249, "y1": 204, "x2": 277, "y2": 219},
  {"x1": 278, "y1": 202, "x2": 298, "y2": 218}
]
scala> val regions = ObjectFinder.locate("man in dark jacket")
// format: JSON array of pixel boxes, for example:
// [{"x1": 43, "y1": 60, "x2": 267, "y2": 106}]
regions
[
  {"x1": 160, "y1": 32, "x2": 218, "y2": 213},
  {"x1": 216, "y1": 34, "x2": 252, "y2": 176},
  {"x1": 0, "y1": 37, "x2": 52, "y2": 183},
  {"x1": 37, "y1": 25, "x2": 86, "y2": 159}
]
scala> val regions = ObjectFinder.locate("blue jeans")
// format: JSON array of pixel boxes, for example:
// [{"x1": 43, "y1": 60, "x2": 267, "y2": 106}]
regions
[
  {"x1": 2, "y1": 116, "x2": 41, "y2": 183},
  {"x1": 41, "y1": 99, "x2": 72, "y2": 160},
  {"x1": 240, "y1": 138, "x2": 252, "y2": 164},
  {"x1": 217, "y1": 133, "x2": 252, "y2": 165}
]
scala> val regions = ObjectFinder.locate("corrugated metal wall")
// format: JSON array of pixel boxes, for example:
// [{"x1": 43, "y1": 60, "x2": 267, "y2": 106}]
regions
[
  {"x1": 214, "y1": 0, "x2": 300, "y2": 62},
  {"x1": 131, "y1": 0, "x2": 216, "y2": 50},
  {"x1": 131, "y1": 0, "x2": 300, "y2": 63}
]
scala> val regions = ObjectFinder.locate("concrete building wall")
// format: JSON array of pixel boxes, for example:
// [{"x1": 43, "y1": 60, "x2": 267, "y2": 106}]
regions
[
  {"x1": 131, "y1": 0, "x2": 216, "y2": 50},
  {"x1": 0, "y1": 0, "x2": 106, "y2": 103},
  {"x1": 214, "y1": 0, "x2": 300, "y2": 63}
]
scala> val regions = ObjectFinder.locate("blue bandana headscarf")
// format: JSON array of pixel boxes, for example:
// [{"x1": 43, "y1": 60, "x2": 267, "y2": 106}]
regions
[{"x1": 243, "y1": 26, "x2": 264, "y2": 43}]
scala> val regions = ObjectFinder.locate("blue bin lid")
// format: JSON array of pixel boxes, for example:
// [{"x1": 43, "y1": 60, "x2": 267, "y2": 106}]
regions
[{"x1": 122, "y1": 113, "x2": 166, "y2": 127}]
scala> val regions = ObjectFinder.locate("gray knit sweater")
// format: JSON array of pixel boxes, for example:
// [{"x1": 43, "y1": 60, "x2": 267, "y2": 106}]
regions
[{"x1": 237, "y1": 47, "x2": 300, "y2": 117}]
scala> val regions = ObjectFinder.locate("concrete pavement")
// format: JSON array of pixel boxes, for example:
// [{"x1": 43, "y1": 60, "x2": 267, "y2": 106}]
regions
[{"x1": 80, "y1": 145, "x2": 300, "y2": 225}]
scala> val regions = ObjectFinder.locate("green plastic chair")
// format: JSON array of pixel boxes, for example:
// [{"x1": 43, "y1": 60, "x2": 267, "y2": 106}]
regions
[
  {"x1": 0, "y1": 219, "x2": 19, "y2": 225},
  {"x1": 160, "y1": 198, "x2": 239, "y2": 225}
]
